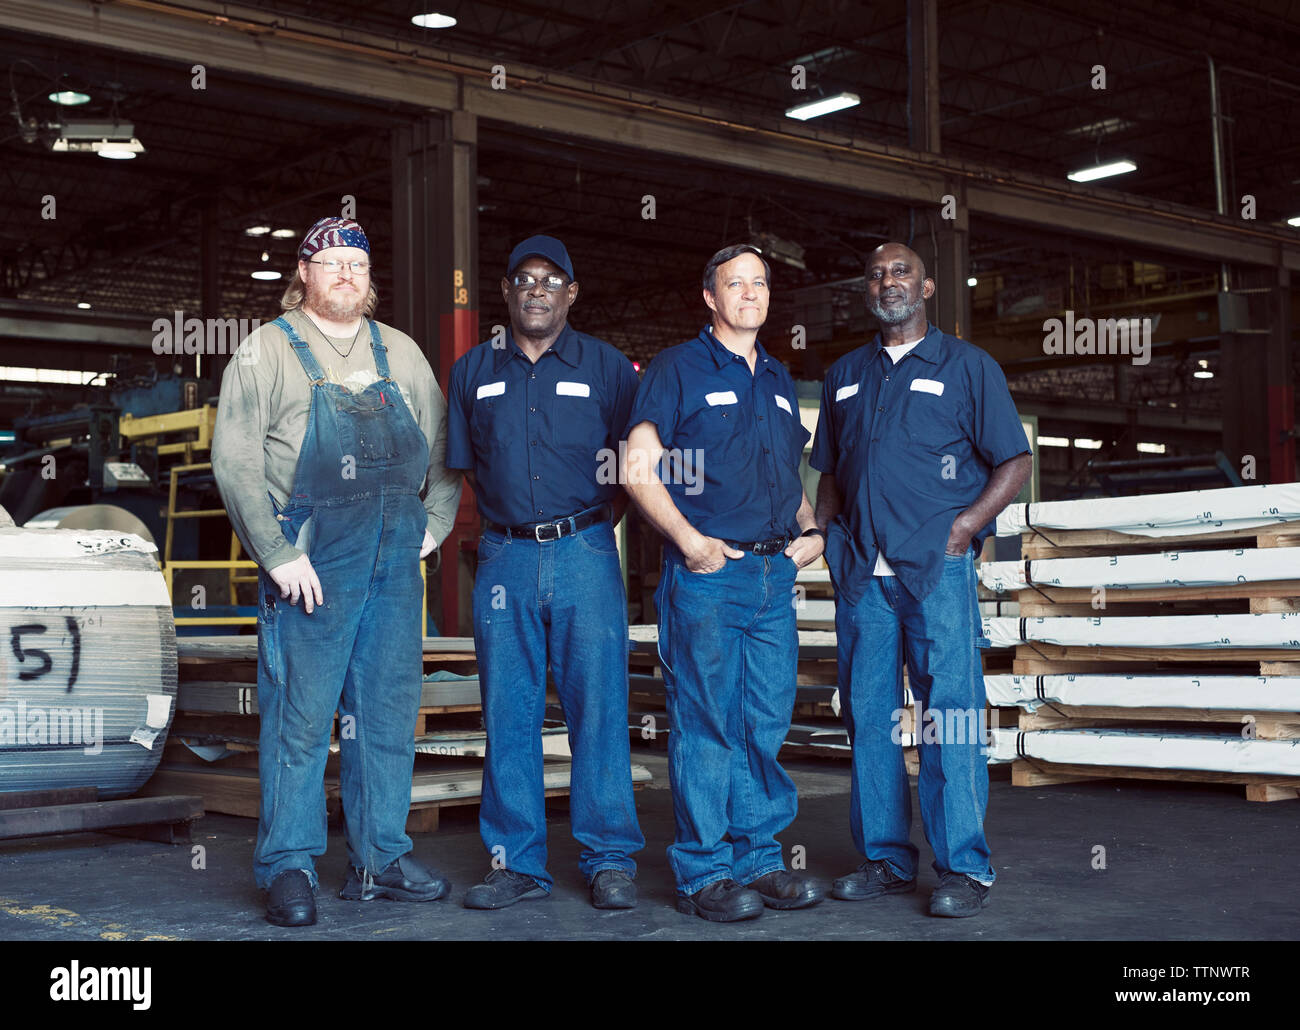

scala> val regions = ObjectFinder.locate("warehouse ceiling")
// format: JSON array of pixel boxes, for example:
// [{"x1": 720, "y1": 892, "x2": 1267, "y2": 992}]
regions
[{"x1": 1, "y1": 0, "x2": 1297, "y2": 426}]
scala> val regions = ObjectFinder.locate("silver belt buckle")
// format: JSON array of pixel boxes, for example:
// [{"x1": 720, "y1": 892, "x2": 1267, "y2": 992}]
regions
[{"x1": 534, "y1": 522, "x2": 561, "y2": 542}]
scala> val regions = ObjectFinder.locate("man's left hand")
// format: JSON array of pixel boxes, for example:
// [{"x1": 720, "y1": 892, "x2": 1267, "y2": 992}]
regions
[
  {"x1": 420, "y1": 530, "x2": 435, "y2": 559},
  {"x1": 785, "y1": 532, "x2": 825, "y2": 569},
  {"x1": 945, "y1": 516, "x2": 975, "y2": 557}
]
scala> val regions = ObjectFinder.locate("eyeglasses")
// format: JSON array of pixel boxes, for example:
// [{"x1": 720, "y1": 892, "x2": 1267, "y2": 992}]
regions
[
  {"x1": 510, "y1": 273, "x2": 569, "y2": 292},
  {"x1": 309, "y1": 259, "x2": 371, "y2": 275}
]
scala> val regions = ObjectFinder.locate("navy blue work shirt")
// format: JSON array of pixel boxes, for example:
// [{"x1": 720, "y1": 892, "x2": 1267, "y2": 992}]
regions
[
  {"x1": 446, "y1": 324, "x2": 640, "y2": 527},
  {"x1": 810, "y1": 323, "x2": 1029, "y2": 604},
  {"x1": 626, "y1": 327, "x2": 810, "y2": 542}
]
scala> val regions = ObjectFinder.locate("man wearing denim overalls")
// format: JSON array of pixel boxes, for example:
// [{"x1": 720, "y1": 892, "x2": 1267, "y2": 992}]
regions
[
  {"x1": 623, "y1": 244, "x2": 827, "y2": 922},
  {"x1": 213, "y1": 216, "x2": 463, "y2": 926},
  {"x1": 812, "y1": 242, "x2": 1032, "y2": 918},
  {"x1": 446, "y1": 235, "x2": 645, "y2": 911}
]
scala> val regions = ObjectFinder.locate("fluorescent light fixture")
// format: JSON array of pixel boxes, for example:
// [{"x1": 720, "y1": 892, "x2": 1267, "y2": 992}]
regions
[
  {"x1": 251, "y1": 270, "x2": 282, "y2": 281},
  {"x1": 1068, "y1": 160, "x2": 1136, "y2": 183},
  {"x1": 96, "y1": 142, "x2": 141, "y2": 160},
  {"x1": 48, "y1": 90, "x2": 91, "y2": 106},
  {"x1": 0, "y1": 365, "x2": 99, "y2": 385},
  {"x1": 1037, "y1": 436, "x2": 1070, "y2": 448},
  {"x1": 245, "y1": 225, "x2": 271, "y2": 236},
  {"x1": 1137, "y1": 442, "x2": 1166, "y2": 454},
  {"x1": 1288, "y1": 216, "x2": 1300, "y2": 227},
  {"x1": 785, "y1": 92, "x2": 860, "y2": 121},
  {"x1": 1073, "y1": 438, "x2": 1103, "y2": 449},
  {"x1": 52, "y1": 136, "x2": 145, "y2": 157},
  {"x1": 76, "y1": 301, "x2": 92, "y2": 310},
  {"x1": 270, "y1": 228, "x2": 296, "y2": 238},
  {"x1": 966, "y1": 277, "x2": 977, "y2": 287},
  {"x1": 411, "y1": 12, "x2": 457, "y2": 28}
]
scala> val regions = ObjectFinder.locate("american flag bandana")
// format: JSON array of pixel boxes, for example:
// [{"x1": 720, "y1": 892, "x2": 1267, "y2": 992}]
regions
[{"x1": 298, "y1": 217, "x2": 370, "y2": 258}]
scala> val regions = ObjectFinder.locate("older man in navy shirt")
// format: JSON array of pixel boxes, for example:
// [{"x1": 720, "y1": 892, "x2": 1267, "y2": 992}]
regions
[
  {"x1": 446, "y1": 235, "x2": 644, "y2": 911},
  {"x1": 624, "y1": 244, "x2": 826, "y2": 922},
  {"x1": 812, "y1": 242, "x2": 1032, "y2": 918}
]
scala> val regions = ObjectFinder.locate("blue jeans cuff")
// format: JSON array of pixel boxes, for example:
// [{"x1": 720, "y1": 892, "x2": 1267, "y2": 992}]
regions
[
  {"x1": 677, "y1": 871, "x2": 732, "y2": 898},
  {"x1": 736, "y1": 862, "x2": 785, "y2": 886},
  {"x1": 587, "y1": 862, "x2": 636, "y2": 884},
  {"x1": 260, "y1": 864, "x2": 318, "y2": 891}
]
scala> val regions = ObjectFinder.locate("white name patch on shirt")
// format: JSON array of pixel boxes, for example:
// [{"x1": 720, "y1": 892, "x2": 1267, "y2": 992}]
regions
[
  {"x1": 835, "y1": 383, "x2": 859, "y2": 402},
  {"x1": 705, "y1": 390, "x2": 738, "y2": 406},
  {"x1": 774, "y1": 394, "x2": 793, "y2": 414},
  {"x1": 476, "y1": 381, "x2": 506, "y2": 399},
  {"x1": 556, "y1": 381, "x2": 591, "y2": 397},
  {"x1": 910, "y1": 378, "x2": 945, "y2": 396}
]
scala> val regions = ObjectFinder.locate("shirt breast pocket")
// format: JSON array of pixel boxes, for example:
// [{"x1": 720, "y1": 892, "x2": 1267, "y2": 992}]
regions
[
  {"x1": 903, "y1": 388, "x2": 968, "y2": 456},
  {"x1": 685, "y1": 393, "x2": 747, "y2": 468},
  {"x1": 470, "y1": 395, "x2": 501, "y2": 453},
  {"x1": 551, "y1": 383, "x2": 608, "y2": 452}
]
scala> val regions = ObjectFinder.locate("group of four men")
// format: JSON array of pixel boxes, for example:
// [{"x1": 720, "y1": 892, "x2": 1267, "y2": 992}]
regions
[{"x1": 212, "y1": 217, "x2": 1031, "y2": 928}]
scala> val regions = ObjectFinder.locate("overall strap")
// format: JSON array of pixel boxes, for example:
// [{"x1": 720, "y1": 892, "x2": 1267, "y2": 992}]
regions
[
  {"x1": 272, "y1": 315, "x2": 327, "y2": 384},
  {"x1": 366, "y1": 318, "x2": 393, "y2": 380}
]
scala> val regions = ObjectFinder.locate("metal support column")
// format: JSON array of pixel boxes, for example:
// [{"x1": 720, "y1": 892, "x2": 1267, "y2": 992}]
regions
[
  {"x1": 200, "y1": 204, "x2": 221, "y2": 384},
  {"x1": 908, "y1": 0, "x2": 940, "y2": 154},
  {"x1": 390, "y1": 110, "x2": 479, "y2": 634},
  {"x1": 1266, "y1": 267, "x2": 1294, "y2": 483}
]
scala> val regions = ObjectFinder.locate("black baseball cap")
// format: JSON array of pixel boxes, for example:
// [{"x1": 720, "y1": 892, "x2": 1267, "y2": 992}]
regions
[{"x1": 507, "y1": 235, "x2": 575, "y2": 281}]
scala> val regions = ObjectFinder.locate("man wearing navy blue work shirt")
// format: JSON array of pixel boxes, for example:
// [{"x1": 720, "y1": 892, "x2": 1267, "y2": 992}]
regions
[
  {"x1": 445, "y1": 235, "x2": 644, "y2": 911},
  {"x1": 812, "y1": 242, "x2": 1032, "y2": 918},
  {"x1": 623, "y1": 244, "x2": 826, "y2": 922}
]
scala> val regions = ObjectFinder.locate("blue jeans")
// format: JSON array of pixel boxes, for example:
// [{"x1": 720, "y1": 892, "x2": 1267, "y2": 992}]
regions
[
  {"x1": 473, "y1": 519, "x2": 643, "y2": 890},
  {"x1": 254, "y1": 493, "x2": 427, "y2": 889},
  {"x1": 656, "y1": 551, "x2": 799, "y2": 896},
  {"x1": 836, "y1": 549, "x2": 994, "y2": 885}
]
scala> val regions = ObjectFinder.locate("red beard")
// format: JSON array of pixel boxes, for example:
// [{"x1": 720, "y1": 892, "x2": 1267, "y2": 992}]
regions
[{"x1": 305, "y1": 276, "x2": 366, "y2": 321}]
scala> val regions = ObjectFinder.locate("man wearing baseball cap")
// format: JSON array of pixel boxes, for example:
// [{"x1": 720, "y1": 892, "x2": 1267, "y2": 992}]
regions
[
  {"x1": 212, "y1": 216, "x2": 463, "y2": 926},
  {"x1": 446, "y1": 235, "x2": 645, "y2": 910}
]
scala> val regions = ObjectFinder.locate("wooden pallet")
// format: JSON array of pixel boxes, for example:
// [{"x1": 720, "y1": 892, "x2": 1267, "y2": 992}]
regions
[
  {"x1": 1005, "y1": 522, "x2": 1300, "y2": 800},
  {"x1": 0, "y1": 786, "x2": 204, "y2": 843}
]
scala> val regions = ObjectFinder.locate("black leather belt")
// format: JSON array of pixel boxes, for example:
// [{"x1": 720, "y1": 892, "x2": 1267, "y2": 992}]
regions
[
  {"x1": 484, "y1": 505, "x2": 610, "y2": 542},
  {"x1": 724, "y1": 536, "x2": 789, "y2": 557}
]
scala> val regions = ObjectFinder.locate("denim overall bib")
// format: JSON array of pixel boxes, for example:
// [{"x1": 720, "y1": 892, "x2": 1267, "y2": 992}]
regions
[{"x1": 254, "y1": 316, "x2": 429, "y2": 889}]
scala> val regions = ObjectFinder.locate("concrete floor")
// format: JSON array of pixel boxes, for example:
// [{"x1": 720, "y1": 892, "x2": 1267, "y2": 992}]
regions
[{"x1": 1, "y1": 749, "x2": 1297, "y2": 941}]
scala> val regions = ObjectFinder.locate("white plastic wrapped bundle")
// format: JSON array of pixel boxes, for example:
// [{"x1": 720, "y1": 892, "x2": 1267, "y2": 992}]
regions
[
  {"x1": 985, "y1": 674, "x2": 1300, "y2": 712},
  {"x1": 0, "y1": 528, "x2": 176, "y2": 799},
  {"x1": 987, "y1": 726, "x2": 1300, "y2": 775},
  {"x1": 981, "y1": 546, "x2": 1300, "y2": 593},
  {"x1": 995, "y1": 483, "x2": 1300, "y2": 538},
  {"x1": 982, "y1": 613, "x2": 1300, "y2": 649}
]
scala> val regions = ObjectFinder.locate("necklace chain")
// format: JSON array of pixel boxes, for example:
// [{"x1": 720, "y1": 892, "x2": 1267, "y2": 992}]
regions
[{"x1": 304, "y1": 312, "x2": 364, "y2": 360}]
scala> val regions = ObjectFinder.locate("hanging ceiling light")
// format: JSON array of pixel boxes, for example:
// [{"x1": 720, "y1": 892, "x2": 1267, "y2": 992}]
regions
[
  {"x1": 785, "y1": 92, "x2": 860, "y2": 121},
  {"x1": 1067, "y1": 159, "x2": 1137, "y2": 183},
  {"x1": 411, "y1": 12, "x2": 457, "y2": 28},
  {"x1": 49, "y1": 90, "x2": 91, "y2": 106}
]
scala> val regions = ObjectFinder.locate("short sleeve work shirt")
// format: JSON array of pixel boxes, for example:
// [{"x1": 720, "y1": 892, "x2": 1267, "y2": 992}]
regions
[
  {"x1": 446, "y1": 324, "x2": 640, "y2": 527},
  {"x1": 626, "y1": 327, "x2": 810, "y2": 542},
  {"x1": 810, "y1": 324, "x2": 1029, "y2": 603}
]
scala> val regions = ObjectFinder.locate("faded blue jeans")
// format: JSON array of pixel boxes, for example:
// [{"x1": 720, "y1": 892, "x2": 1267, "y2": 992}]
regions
[
  {"x1": 473, "y1": 519, "x2": 643, "y2": 890},
  {"x1": 656, "y1": 550, "x2": 799, "y2": 896},
  {"x1": 836, "y1": 549, "x2": 995, "y2": 885}
]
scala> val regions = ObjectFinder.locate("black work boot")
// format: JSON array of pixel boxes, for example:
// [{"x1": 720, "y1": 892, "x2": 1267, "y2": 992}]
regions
[
  {"x1": 339, "y1": 853, "x2": 451, "y2": 902},
  {"x1": 266, "y1": 869, "x2": 317, "y2": 927},
  {"x1": 464, "y1": 868, "x2": 549, "y2": 910},
  {"x1": 675, "y1": 879, "x2": 764, "y2": 922}
]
